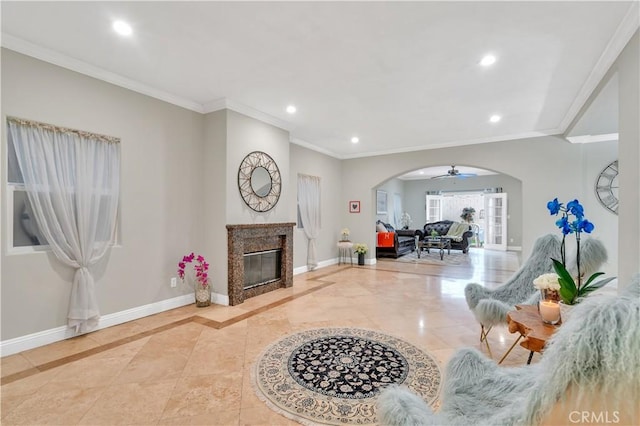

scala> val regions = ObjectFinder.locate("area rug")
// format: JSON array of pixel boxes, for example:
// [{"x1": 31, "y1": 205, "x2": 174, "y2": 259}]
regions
[{"x1": 252, "y1": 327, "x2": 441, "y2": 425}]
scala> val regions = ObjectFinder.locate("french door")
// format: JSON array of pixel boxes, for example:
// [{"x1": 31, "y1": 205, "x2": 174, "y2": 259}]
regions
[
  {"x1": 483, "y1": 193, "x2": 507, "y2": 251},
  {"x1": 425, "y1": 195, "x2": 443, "y2": 223}
]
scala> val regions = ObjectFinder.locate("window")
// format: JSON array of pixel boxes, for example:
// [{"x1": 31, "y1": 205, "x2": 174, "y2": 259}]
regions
[
  {"x1": 7, "y1": 130, "x2": 49, "y2": 251},
  {"x1": 6, "y1": 119, "x2": 120, "y2": 253}
]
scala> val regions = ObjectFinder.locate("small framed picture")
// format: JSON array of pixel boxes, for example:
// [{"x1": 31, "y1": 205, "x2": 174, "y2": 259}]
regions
[{"x1": 349, "y1": 201, "x2": 361, "y2": 213}]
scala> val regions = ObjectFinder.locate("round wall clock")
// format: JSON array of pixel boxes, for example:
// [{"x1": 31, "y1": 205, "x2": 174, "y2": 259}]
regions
[
  {"x1": 238, "y1": 151, "x2": 281, "y2": 212},
  {"x1": 595, "y1": 160, "x2": 618, "y2": 215}
]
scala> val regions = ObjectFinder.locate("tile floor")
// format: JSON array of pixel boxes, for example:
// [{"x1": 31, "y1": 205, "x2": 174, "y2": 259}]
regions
[{"x1": 1, "y1": 248, "x2": 537, "y2": 425}]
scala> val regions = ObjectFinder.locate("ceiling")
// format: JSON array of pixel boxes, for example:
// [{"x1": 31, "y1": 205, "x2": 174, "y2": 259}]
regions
[{"x1": 1, "y1": 1, "x2": 637, "y2": 159}]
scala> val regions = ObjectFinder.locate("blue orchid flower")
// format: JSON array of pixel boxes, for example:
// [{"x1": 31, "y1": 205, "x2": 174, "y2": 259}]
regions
[
  {"x1": 576, "y1": 219, "x2": 594, "y2": 233},
  {"x1": 567, "y1": 199, "x2": 584, "y2": 219},
  {"x1": 556, "y1": 216, "x2": 572, "y2": 235},
  {"x1": 547, "y1": 198, "x2": 562, "y2": 215}
]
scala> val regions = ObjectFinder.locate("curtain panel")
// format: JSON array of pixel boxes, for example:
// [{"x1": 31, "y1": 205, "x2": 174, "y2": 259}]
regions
[
  {"x1": 8, "y1": 117, "x2": 120, "y2": 333},
  {"x1": 297, "y1": 174, "x2": 321, "y2": 270}
]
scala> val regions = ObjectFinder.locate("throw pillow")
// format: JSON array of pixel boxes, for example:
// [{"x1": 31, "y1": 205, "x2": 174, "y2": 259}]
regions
[{"x1": 376, "y1": 222, "x2": 388, "y2": 233}]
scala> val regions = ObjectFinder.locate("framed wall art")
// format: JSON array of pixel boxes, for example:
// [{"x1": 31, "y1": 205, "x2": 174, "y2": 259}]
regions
[
  {"x1": 376, "y1": 190, "x2": 387, "y2": 214},
  {"x1": 349, "y1": 201, "x2": 361, "y2": 213}
]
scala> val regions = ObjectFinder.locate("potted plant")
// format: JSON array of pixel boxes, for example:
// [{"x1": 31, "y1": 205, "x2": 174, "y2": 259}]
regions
[
  {"x1": 460, "y1": 207, "x2": 475, "y2": 223},
  {"x1": 178, "y1": 253, "x2": 211, "y2": 307},
  {"x1": 545, "y1": 198, "x2": 614, "y2": 317},
  {"x1": 353, "y1": 243, "x2": 368, "y2": 265}
]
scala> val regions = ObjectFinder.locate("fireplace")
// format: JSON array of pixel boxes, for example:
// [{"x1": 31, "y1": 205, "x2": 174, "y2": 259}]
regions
[
  {"x1": 244, "y1": 249, "x2": 282, "y2": 289},
  {"x1": 227, "y1": 223, "x2": 294, "y2": 305}
]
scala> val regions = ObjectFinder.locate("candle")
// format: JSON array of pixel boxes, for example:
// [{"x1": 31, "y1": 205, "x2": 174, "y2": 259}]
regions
[{"x1": 539, "y1": 300, "x2": 561, "y2": 325}]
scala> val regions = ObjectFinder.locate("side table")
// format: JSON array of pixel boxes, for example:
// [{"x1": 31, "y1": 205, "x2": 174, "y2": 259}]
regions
[
  {"x1": 337, "y1": 240, "x2": 353, "y2": 265},
  {"x1": 500, "y1": 304, "x2": 559, "y2": 364}
]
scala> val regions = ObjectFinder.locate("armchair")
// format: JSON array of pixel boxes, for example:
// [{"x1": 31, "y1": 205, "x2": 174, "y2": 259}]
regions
[{"x1": 377, "y1": 276, "x2": 640, "y2": 425}]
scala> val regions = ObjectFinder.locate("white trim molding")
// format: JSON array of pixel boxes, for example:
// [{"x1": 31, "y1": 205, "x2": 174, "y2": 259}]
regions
[
  {"x1": 0, "y1": 293, "x2": 196, "y2": 357},
  {"x1": 565, "y1": 133, "x2": 619, "y2": 144}
]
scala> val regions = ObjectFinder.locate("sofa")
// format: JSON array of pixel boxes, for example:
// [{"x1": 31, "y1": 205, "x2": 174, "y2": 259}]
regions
[
  {"x1": 422, "y1": 220, "x2": 473, "y2": 253},
  {"x1": 375, "y1": 220, "x2": 420, "y2": 258}
]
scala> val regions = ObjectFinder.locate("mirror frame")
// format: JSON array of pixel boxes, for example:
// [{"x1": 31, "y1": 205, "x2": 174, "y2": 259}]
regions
[{"x1": 238, "y1": 151, "x2": 282, "y2": 212}]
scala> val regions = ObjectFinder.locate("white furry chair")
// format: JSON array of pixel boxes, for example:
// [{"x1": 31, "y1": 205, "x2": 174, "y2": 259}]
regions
[
  {"x1": 464, "y1": 235, "x2": 608, "y2": 358},
  {"x1": 377, "y1": 275, "x2": 640, "y2": 426}
]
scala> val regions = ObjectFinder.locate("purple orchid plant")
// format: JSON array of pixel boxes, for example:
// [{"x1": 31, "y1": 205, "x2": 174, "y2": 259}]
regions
[{"x1": 178, "y1": 253, "x2": 210, "y2": 288}]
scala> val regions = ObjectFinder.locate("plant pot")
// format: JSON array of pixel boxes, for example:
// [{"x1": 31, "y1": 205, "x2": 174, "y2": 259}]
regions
[
  {"x1": 357, "y1": 253, "x2": 365, "y2": 266},
  {"x1": 195, "y1": 281, "x2": 211, "y2": 307}
]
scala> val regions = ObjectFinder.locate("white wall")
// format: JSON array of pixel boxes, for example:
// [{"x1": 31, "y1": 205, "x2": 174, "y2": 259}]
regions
[
  {"x1": 341, "y1": 136, "x2": 619, "y2": 272},
  {"x1": 616, "y1": 31, "x2": 639, "y2": 285},
  {"x1": 225, "y1": 110, "x2": 292, "y2": 225},
  {"x1": 289, "y1": 144, "x2": 342, "y2": 269},
  {"x1": 1, "y1": 49, "x2": 204, "y2": 339}
]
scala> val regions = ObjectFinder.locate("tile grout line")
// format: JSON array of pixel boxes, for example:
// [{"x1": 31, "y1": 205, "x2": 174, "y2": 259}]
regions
[{"x1": 1, "y1": 273, "x2": 340, "y2": 386}]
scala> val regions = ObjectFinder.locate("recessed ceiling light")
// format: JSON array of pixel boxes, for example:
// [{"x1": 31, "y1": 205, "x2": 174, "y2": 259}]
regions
[
  {"x1": 112, "y1": 20, "x2": 132, "y2": 36},
  {"x1": 286, "y1": 105, "x2": 296, "y2": 114},
  {"x1": 489, "y1": 114, "x2": 502, "y2": 123},
  {"x1": 351, "y1": 137, "x2": 359, "y2": 144},
  {"x1": 480, "y1": 54, "x2": 496, "y2": 67}
]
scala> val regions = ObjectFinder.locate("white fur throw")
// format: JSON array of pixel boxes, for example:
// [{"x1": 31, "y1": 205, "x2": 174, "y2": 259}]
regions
[
  {"x1": 465, "y1": 234, "x2": 563, "y2": 327},
  {"x1": 377, "y1": 275, "x2": 640, "y2": 426}
]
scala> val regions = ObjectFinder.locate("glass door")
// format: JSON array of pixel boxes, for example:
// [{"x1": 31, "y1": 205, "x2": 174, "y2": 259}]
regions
[
  {"x1": 483, "y1": 193, "x2": 507, "y2": 251},
  {"x1": 425, "y1": 195, "x2": 443, "y2": 223}
]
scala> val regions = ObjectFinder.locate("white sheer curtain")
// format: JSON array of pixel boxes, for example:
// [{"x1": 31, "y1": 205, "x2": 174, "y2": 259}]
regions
[
  {"x1": 8, "y1": 118, "x2": 120, "y2": 333},
  {"x1": 298, "y1": 174, "x2": 321, "y2": 270}
]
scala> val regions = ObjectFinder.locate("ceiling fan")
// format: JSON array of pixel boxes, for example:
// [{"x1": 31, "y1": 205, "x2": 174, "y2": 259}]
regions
[{"x1": 431, "y1": 165, "x2": 477, "y2": 179}]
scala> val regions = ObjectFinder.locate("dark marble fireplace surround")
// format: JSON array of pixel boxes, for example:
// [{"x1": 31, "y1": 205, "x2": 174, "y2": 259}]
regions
[{"x1": 226, "y1": 223, "x2": 294, "y2": 306}]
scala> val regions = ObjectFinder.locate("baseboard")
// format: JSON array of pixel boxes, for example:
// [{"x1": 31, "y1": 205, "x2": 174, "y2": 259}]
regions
[
  {"x1": 293, "y1": 258, "x2": 339, "y2": 274},
  {"x1": 507, "y1": 245, "x2": 523, "y2": 251},
  {"x1": 211, "y1": 292, "x2": 229, "y2": 306},
  {"x1": 0, "y1": 293, "x2": 196, "y2": 357}
]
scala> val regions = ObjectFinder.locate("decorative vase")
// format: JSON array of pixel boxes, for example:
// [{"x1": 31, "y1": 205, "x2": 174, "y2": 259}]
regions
[
  {"x1": 195, "y1": 281, "x2": 211, "y2": 307},
  {"x1": 559, "y1": 301, "x2": 574, "y2": 324},
  {"x1": 358, "y1": 253, "x2": 365, "y2": 266}
]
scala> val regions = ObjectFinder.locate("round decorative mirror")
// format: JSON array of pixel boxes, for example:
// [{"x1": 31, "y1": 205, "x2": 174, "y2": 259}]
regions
[
  {"x1": 238, "y1": 151, "x2": 281, "y2": 212},
  {"x1": 251, "y1": 166, "x2": 272, "y2": 197}
]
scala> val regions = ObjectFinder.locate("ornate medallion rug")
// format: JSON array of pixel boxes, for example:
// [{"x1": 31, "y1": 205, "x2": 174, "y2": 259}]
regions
[{"x1": 252, "y1": 327, "x2": 441, "y2": 425}]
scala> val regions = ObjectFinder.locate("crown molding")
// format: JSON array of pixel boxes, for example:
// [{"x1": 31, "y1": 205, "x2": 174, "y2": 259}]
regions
[
  {"x1": 339, "y1": 128, "x2": 563, "y2": 160},
  {"x1": 203, "y1": 98, "x2": 293, "y2": 132},
  {"x1": 1, "y1": 34, "x2": 205, "y2": 113},
  {"x1": 565, "y1": 133, "x2": 619, "y2": 144},
  {"x1": 289, "y1": 137, "x2": 343, "y2": 159},
  {"x1": 558, "y1": 2, "x2": 639, "y2": 132}
]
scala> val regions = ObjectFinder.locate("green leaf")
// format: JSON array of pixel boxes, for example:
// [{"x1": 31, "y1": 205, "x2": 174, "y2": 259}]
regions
[
  {"x1": 582, "y1": 272, "x2": 605, "y2": 287},
  {"x1": 579, "y1": 277, "x2": 616, "y2": 297},
  {"x1": 552, "y1": 258, "x2": 577, "y2": 304}
]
